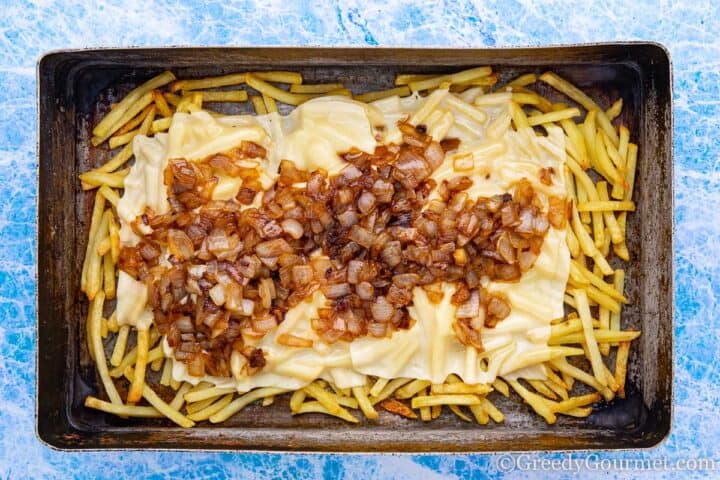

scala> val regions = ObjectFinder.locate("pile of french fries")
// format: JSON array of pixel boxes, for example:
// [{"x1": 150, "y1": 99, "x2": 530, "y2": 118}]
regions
[{"x1": 81, "y1": 65, "x2": 639, "y2": 427}]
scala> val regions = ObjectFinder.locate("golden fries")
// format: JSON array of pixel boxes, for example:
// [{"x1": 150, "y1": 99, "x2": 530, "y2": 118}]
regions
[
  {"x1": 246, "y1": 74, "x2": 313, "y2": 106},
  {"x1": 408, "y1": 66, "x2": 492, "y2": 92},
  {"x1": 355, "y1": 86, "x2": 410, "y2": 103}
]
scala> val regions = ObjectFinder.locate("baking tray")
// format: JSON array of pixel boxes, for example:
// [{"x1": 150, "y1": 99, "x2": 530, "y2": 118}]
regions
[{"x1": 37, "y1": 45, "x2": 673, "y2": 452}]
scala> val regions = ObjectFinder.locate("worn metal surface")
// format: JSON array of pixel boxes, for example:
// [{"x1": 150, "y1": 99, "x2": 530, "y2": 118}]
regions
[{"x1": 37, "y1": 45, "x2": 673, "y2": 452}]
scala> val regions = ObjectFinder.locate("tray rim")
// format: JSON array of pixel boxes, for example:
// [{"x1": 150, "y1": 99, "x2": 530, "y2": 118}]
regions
[{"x1": 35, "y1": 43, "x2": 674, "y2": 453}]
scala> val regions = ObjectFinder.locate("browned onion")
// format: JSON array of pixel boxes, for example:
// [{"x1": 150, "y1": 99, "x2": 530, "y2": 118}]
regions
[{"x1": 370, "y1": 296, "x2": 394, "y2": 322}]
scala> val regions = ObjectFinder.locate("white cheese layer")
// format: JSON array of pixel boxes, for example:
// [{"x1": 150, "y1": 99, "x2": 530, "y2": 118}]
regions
[{"x1": 117, "y1": 93, "x2": 570, "y2": 391}]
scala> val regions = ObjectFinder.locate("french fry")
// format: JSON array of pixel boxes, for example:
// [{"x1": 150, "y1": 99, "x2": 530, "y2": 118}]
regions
[
  {"x1": 510, "y1": 101, "x2": 530, "y2": 130},
  {"x1": 492, "y1": 378, "x2": 510, "y2": 397},
  {"x1": 186, "y1": 397, "x2": 216, "y2": 415},
  {"x1": 395, "y1": 379, "x2": 431, "y2": 399},
  {"x1": 209, "y1": 387, "x2": 289, "y2": 424},
  {"x1": 246, "y1": 74, "x2": 313, "y2": 106},
  {"x1": 571, "y1": 260, "x2": 627, "y2": 302},
  {"x1": 184, "y1": 386, "x2": 236, "y2": 404},
  {"x1": 79, "y1": 169, "x2": 130, "y2": 190},
  {"x1": 86, "y1": 210, "x2": 110, "y2": 300},
  {"x1": 442, "y1": 94, "x2": 487, "y2": 124},
  {"x1": 355, "y1": 86, "x2": 410, "y2": 103},
  {"x1": 92, "y1": 71, "x2": 175, "y2": 140},
  {"x1": 98, "y1": 185, "x2": 120, "y2": 208},
  {"x1": 188, "y1": 393, "x2": 235, "y2": 422},
  {"x1": 561, "y1": 407, "x2": 593, "y2": 417},
  {"x1": 549, "y1": 358, "x2": 614, "y2": 402},
  {"x1": 195, "y1": 90, "x2": 249, "y2": 103},
  {"x1": 549, "y1": 329, "x2": 640, "y2": 345},
  {"x1": 81, "y1": 191, "x2": 106, "y2": 293},
  {"x1": 369, "y1": 378, "x2": 390, "y2": 398},
  {"x1": 152, "y1": 90, "x2": 173, "y2": 117},
  {"x1": 527, "y1": 107, "x2": 580, "y2": 127},
  {"x1": 395, "y1": 74, "x2": 434, "y2": 85},
  {"x1": 169, "y1": 382, "x2": 193, "y2": 411},
  {"x1": 303, "y1": 382, "x2": 354, "y2": 418},
  {"x1": 543, "y1": 379, "x2": 569, "y2": 401},
  {"x1": 550, "y1": 392, "x2": 601, "y2": 413},
  {"x1": 289, "y1": 390, "x2": 307, "y2": 413},
  {"x1": 408, "y1": 66, "x2": 492, "y2": 92},
  {"x1": 160, "y1": 358, "x2": 173, "y2": 386},
  {"x1": 577, "y1": 200, "x2": 635, "y2": 212},
  {"x1": 507, "y1": 379, "x2": 556, "y2": 424},
  {"x1": 508, "y1": 73, "x2": 537, "y2": 87},
  {"x1": 560, "y1": 119, "x2": 589, "y2": 168},
  {"x1": 115, "y1": 104, "x2": 154, "y2": 136},
  {"x1": 89, "y1": 292, "x2": 123, "y2": 406},
  {"x1": 448, "y1": 405, "x2": 472, "y2": 422},
  {"x1": 379, "y1": 398, "x2": 417, "y2": 419},
  {"x1": 138, "y1": 105, "x2": 156, "y2": 135},
  {"x1": 109, "y1": 128, "x2": 139, "y2": 150},
  {"x1": 164, "y1": 92, "x2": 181, "y2": 106},
  {"x1": 615, "y1": 342, "x2": 631, "y2": 398},
  {"x1": 102, "y1": 252, "x2": 115, "y2": 300},
  {"x1": 352, "y1": 386, "x2": 378, "y2": 420},
  {"x1": 606, "y1": 98, "x2": 623, "y2": 121},
  {"x1": 123, "y1": 366, "x2": 194, "y2": 427},
  {"x1": 528, "y1": 379, "x2": 558, "y2": 400},
  {"x1": 598, "y1": 307, "x2": 611, "y2": 356},
  {"x1": 570, "y1": 200, "x2": 614, "y2": 276},
  {"x1": 538, "y1": 72, "x2": 619, "y2": 145},
  {"x1": 596, "y1": 182, "x2": 623, "y2": 244},
  {"x1": 409, "y1": 87, "x2": 448, "y2": 125},
  {"x1": 151, "y1": 117, "x2": 172, "y2": 134},
  {"x1": 84, "y1": 396, "x2": 162, "y2": 418},
  {"x1": 430, "y1": 383, "x2": 492, "y2": 395},
  {"x1": 92, "y1": 92, "x2": 154, "y2": 146},
  {"x1": 250, "y1": 95, "x2": 266, "y2": 114},
  {"x1": 594, "y1": 130, "x2": 625, "y2": 190},
  {"x1": 109, "y1": 327, "x2": 160, "y2": 377},
  {"x1": 573, "y1": 289, "x2": 607, "y2": 387},
  {"x1": 610, "y1": 270, "x2": 626, "y2": 339},
  {"x1": 292, "y1": 401, "x2": 359, "y2": 423},
  {"x1": 411, "y1": 394, "x2": 482, "y2": 408},
  {"x1": 291, "y1": 83, "x2": 345, "y2": 93},
  {"x1": 127, "y1": 327, "x2": 149, "y2": 403},
  {"x1": 109, "y1": 325, "x2": 130, "y2": 367},
  {"x1": 625, "y1": 143, "x2": 638, "y2": 201},
  {"x1": 262, "y1": 94, "x2": 278, "y2": 113},
  {"x1": 171, "y1": 73, "x2": 246, "y2": 92},
  {"x1": 370, "y1": 378, "x2": 412, "y2": 404}
]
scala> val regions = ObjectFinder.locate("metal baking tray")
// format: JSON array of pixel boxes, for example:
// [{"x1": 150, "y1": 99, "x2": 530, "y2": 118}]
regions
[{"x1": 37, "y1": 44, "x2": 673, "y2": 452}]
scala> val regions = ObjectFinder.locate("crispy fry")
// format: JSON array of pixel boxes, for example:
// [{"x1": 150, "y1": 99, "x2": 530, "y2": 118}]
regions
[
  {"x1": 86, "y1": 210, "x2": 110, "y2": 300},
  {"x1": 93, "y1": 92, "x2": 154, "y2": 146},
  {"x1": 448, "y1": 405, "x2": 472, "y2": 422},
  {"x1": 610, "y1": 270, "x2": 626, "y2": 340},
  {"x1": 188, "y1": 393, "x2": 235, "y2": 422},
  {"x1": 303, "y1": 382, "x2": 354, "y2": 418},
  {"x1": 508, "y1": 73, "x2": 537, "y2": 87},
  {"x1": 184, "y1": 386, "x2": 236, "y2": 404},
  {"x1": 571, "y1": 260, "x2": 627, "y2": 302},
  {"x1": 408, "y1": 66, "x2": 492, "y2": 92},
  {"x1": 395, "y1": 379, "x2": 432, "y2": 399},
  {"x1": 543, "y1": 379, "x2": 569, "y2": 401},
  {"x1": 574, "y1": 289, "x2": 607, "y2": 387},
  {"x1": 127, "y1": 327, "x2": 149, "y2": 403},
  {"x1": 528, "y1": 379, "x2": 558, "y2": 400},
  {"x1": 109, "y1": 325, "x2": 130, "y2": 367},
  {"x1": 549, "y1": 358, "x2": 613, "y2": 402},
  {"x1": 410, "y1": 87, "x2": 448, "y2": 125},
  {"x1": 151, "y1": 117, "x2": 172, "y2": 134},
  {"x1": 491, "y1": 378, "x2": 510, "y2": 397},
  {"x1": 262, "y1": 94, "x2": 278, "y2": 113},
  {"x1": 443, "y1": 94, "x2": 487, "y2": 124},
  {"x1": 510, "y1": 101, "x2": 530, "y2": 130},
  {"x1": 598, "y1": 307, "x2": 611, "y2": 356},
  {"x1": 538, "y1": 72, "x2": 618, "y2": 145},
  {"x1": 171, "y1": 73, "x2": 246, "y2": 92},
  {"x1": 430, "y1": 383, "x2": 493, "y2": 395},
  {"x1": 527, "y1": 107, "x2": 581, "y2": 127},
  {"x1": 615, "y1": 341, "x2": 631, "y2": 398},
  {"x1": 169, "y1": 382, "x2": 193, "y2": 411},
  {"x1": 550, "y1": 329, "x2": 640, "y2": 345},
  {"x1": 102, "y1": 252, "x2": 115, "y2": 300},
  {"x1": 411, "y1": 394, "x2": 481, "y2": 408},
  {"x1": 246, "y1": 74, "x2": 313, "y2": 106},
  {"x1": 606, "y1": 98, "x2": 623, "y2": 121},
  {"x1": 81, "y1": 191, "x2": 106, "y2": 293},
  {"x1": 352, "y1": 386, "x2": 379, "y2": 420},
  {"x1": 292, "y1": 401, "x2": 359, "y2": 423},
  {"x1": 250, "y1": 95, "x2": 267, "y2": 114},
  {"x1": 89, "y1": 292, "x2": 122, "y2": 406},
  {"x1": 369, "y1": 378, "x2": 390, "y2": 398},
  {"x1": 80, "y1": 169, "x2": 130, "y2": 190},
  {"x1": 370, "y1": 378, "x2": 412, "y2": 404},
  {"x1": 93, "y1": 71, "x2": 175, "y2": 139},
  {"x1": 115, "y1": 104, "x2": 154, "y2": 136},
  {"x1": 85, "y1": 396, "x2": 162, "y2": 418},
  {"x1": 210, "y1": 387, "x2": 289, "y2": 423},
  {"x1": 507, "y1": 379, "x2": 556, "y2": 424},
  {"x1": 195, "y1": 90, "x2": 249, "y2": 103},
  {"x1": 123, "y1": 366, "x2": 194, "y2": 427}
]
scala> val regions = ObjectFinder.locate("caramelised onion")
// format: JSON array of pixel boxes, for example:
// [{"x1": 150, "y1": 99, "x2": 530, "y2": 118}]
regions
[
  {"x1": 292, "y1": 264, "x2": 314, "y2": 286},
  {"x1": 255, "y1": 238, "x2": 292, "y2": 257},
  {"x1": 356, "y1": 281, "x2": 374, "y2": 300},
  {"x1": 208, "y1": 284, "x2": 225, "y2": 306},
  {"x1": 370, "y1": 296, "x2": 394, "y2": 322},
  {"x1": 337, "y1": 209, "x2": 359, "y2": 228},
  {"x1": 456, "y1": 290, "x2": 479, "y2": 318},
  {"x1": 281, "y1": 218, "x2": 304, "y2": 239},
  {"x1": 424, "y1": 141, "x2": 445, "y2": 170},
  {"x1": 322, "y1": 282, "x2": 351, "y2": 299},
  {"x1": 357, "y1": 191, "x2": 377, "y2": 214},
  {"x1": 349, "y1": 224, "x2": 375, "y2": 248},
  {"x1": 251, "y1": 313, "x2": 278, "y2": 333}
]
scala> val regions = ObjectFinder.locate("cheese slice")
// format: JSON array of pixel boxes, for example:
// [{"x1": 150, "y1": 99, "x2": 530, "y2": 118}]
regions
[{"x1": 117, "y1": 94, "x2": 570, "y2": 393}]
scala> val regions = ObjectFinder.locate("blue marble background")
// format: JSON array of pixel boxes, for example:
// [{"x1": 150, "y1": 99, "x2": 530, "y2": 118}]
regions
[{"x1": 0, "y1": 0, "x2": 717, "y2": 478}]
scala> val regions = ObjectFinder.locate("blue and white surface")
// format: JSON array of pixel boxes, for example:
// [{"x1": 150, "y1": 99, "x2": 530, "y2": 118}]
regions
[{"x1": 0, "y1": 1, "x2": 717, "y2": 478}]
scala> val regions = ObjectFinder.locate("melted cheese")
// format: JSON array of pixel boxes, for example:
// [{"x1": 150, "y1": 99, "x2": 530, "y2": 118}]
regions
[{"x1": 117, "y1": 94, "x2": 570, "y2": 392}]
